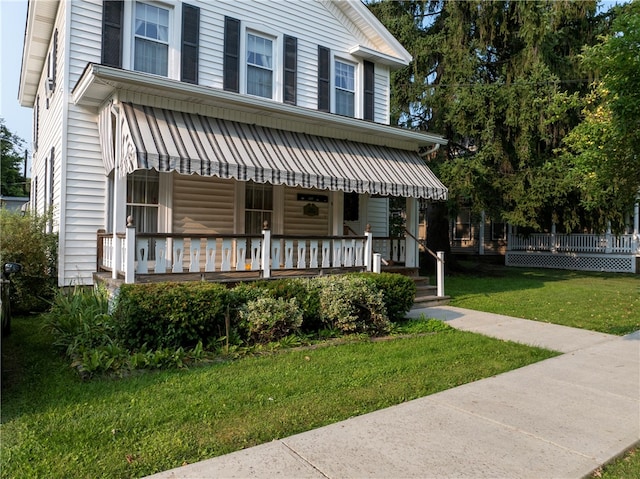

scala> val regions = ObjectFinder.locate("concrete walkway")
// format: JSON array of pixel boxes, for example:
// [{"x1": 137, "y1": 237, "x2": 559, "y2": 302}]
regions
[{"x1": 147, "y1": 306, "x2": 639, "y2": 479}]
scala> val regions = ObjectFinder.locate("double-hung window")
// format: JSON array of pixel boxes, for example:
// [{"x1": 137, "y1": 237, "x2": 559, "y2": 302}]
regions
[
  {"x1": 134, "y1": 2, "x2": 169, "y2": 76},
  {"x1": 246, "y1": 33, "x2": 273, "y2": 98},
  {"x1": 245, "y1": 181, "x2": 273, "y2": 234},
  {"x1": 335, "y1": 60, "x2": 355, "y2": 117}
]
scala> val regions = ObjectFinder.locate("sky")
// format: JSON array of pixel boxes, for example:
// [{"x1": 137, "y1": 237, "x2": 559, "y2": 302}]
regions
[
  {"x1": 0, "y1": 0, "x2": 624, "y2": 160},
  {"x1": 1, "y1": 0, "x2": 30, "y2": 148}
]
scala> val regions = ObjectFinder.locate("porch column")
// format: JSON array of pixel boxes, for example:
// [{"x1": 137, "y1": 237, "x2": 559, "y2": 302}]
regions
[
  {"x1": 112, "y1": 105, "x2": 127, "y2": 280},
  {"x1": 330, "y1": 191, "x2": 344, "y2": 235},
  {"x1": 634, "y1": 199, "x2": 639, "y2": 236},
  {"x1": 405, "y1": 197, "x2": 419, "y2": 268}
]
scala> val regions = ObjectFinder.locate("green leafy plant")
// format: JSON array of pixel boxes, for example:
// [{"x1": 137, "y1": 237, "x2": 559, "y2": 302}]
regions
[
  {"x1": 0, "y1": 208, "x2": 58, "y2": 312},
  {"x1": 357, "y1": 272, "x2": 416, "y2": 321},
  {"x1": 45, "y1": 285, "x2": 115, "y2": 356},
  {"x1": 239, "y1": 296, "x2": 303, "y2": 344},
  {"x1": 317, "y1": 275, "x2": 390, "y2": 335}
]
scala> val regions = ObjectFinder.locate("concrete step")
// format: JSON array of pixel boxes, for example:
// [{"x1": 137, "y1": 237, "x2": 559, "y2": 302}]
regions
[{"x1": 413, "y1": 295, "x2": 451, "y2": 308}]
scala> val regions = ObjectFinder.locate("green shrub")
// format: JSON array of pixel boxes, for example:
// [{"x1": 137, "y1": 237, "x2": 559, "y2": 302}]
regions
[
  {"x1": 239, "y1": 296, "x2": 303, "y2": 344},
  {"x1": 0, "y1": 208, "x2": 58, "y2": 312},
  {"x1": 357, "y1": 273, "x2": 416, "y2": 322},
  {"x1": 317, "y1": 275, "x2": 390, "y2": 335},
  {"x1": 113, "y1": 282, "x2": 230, "y2": 350},
  {"x1": 248, "y1": 278, "x2": 322, "y2": 332},
  {"x1": 45, "y1": 285, "x2": 115, "y2": 356}
]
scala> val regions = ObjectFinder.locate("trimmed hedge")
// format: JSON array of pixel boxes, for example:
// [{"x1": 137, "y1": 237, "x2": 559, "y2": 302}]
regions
[
  {"x1": 111, "y1": 273, "x2": 416, "y2": 351},
  {"x1": 113, "y1": 282, "x2": 229, "y2": 350},
  {"x1": 357, "y1": 272, "x2": 416, "y2": 322}
]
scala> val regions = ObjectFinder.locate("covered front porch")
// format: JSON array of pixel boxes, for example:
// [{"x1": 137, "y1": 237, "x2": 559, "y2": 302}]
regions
[{"x1": 96, "y1": 99, "x2": 448, "y2": 286}]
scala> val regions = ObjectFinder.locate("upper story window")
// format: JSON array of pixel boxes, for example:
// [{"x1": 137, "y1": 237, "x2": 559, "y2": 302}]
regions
[
  {"x1": 134, "y1": 2, "x2": 169, "y2": 76},
  {"x1": 246, "y1": 33, "x2": 273, "y2": 98},
  {"x1": 335, "y1": 60, "x2": 355, "y2": 117}
]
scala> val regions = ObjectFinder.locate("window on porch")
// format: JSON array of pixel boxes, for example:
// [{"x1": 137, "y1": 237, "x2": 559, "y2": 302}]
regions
[
  {"x1": 127, "y1": 170, "x2": 159, "y2": 233},
  {"x1": 245, "y1": 181, "x2": 273, "y2": 234}
]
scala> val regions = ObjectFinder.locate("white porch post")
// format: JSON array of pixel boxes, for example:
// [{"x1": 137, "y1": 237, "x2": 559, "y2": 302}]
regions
[
  {"x1": 112, "y1": 105, "x2": 127, "y2": 280},
  {"x1": 436, "y1": 251, "x2": 445, "y2": 297},
  {"x1": 405, "y1": 197, "x2": 419, "y2": 268},
  {"x1": 261, "y1": 221, "x2": 271, "y2": 279},
  {"x1": 125, "y1": 216, "x2": 135, "y2": 284},
  {"x1": 330, "y1": 190, "x2": 344, "y2": 235},
  {"x1": 364, "y1": 223, "x2": 373, "y2": 271}
]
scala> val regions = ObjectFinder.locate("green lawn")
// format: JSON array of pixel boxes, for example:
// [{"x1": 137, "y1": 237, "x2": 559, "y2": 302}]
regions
[
  {"x1": 1, "y1": 314, "x2": 554, "y2": 478},
  {"x1": 446, "y1": 265, "x2": 640, "y2": 335},
  {"x1": 2, "y1": 266, "x2": 638, "y2": 478}
]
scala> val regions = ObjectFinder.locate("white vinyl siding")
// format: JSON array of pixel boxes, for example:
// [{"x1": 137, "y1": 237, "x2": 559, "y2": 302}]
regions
[{"x1": 367, "y1": 197, "x2": 389, "y2": 236}]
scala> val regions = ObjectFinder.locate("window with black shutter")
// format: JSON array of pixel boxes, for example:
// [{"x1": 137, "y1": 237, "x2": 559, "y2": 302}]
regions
[
  {"x1": 101, "y1": 0, "x2": 123, "y2": 68},
  {"x1": 283, "y1": 35, "x2": 297, "y2": 105},
  {"x1": 364, "y1": 60, "x2": 374, "y2": 121},
  {"x1": 181, "y1": 4, "x2": 199, "y2": 84},
  {"x1": 318, "y1": 46, "x2": 330, "y2": 112},
  {"x1": 344, "y1": 192, "x2": 359, "y2": 221},
  {"x1": 223, "y1": 17, "x2": 241, "y2": 92},
  {"x1": 52, "y1": 29, "x2": 58, "y2": 89}
]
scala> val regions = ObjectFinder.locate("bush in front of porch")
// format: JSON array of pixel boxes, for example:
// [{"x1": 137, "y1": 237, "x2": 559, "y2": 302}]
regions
[{"x1": 45, "y1": 273, "x2": 416, "y2": 378}]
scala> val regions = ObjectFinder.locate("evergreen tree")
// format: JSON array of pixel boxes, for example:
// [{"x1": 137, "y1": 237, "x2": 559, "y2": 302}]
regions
[{"x1": 370, "y1": 0, "x2": 606, "y2": 240}]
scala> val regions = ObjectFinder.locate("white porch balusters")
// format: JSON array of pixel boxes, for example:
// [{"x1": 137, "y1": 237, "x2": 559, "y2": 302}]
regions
[
  {"x1": 205, "y1": 239, "x2": 216, "y2": 272},
  {"x1": 189, "y1": 238, "x2": 201, "y2": 272}
]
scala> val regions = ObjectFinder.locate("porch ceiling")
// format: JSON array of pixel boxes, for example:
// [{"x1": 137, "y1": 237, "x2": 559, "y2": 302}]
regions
[{"x1": 107, "y1": 102, "x2": 448, "y2": 200}]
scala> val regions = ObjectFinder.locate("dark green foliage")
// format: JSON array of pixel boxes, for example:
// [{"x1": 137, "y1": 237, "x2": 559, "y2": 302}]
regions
[
  {"x1": 1, "y1": 118, "x2": 28, "y2": 197},
  {"x1": 113, "y1": 282, "x2": 229, "y2": 350},
  {"x1": 357, "y1": 272, "x2": 416, "y2": 321},
  {"x1": 369, "y1": 1, "x2": 627, "y2": 234},
  {"x1": 0, "y1": 208, "x2": 58, "y2": 313}
]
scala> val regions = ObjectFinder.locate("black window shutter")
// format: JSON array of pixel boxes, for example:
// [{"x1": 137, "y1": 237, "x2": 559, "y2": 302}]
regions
[
  {"x1": 364, "y1": 60, "x2": 375, "y2": 121},
  {"x1": 283, "y1": 35, "x2": 297, "y2": 105},
  {"x1": 318, "y1": 46, "x2": 330, "y2": 112},
  {"x1": 49, "y1": 147, "x2": 55, "y2": 207},
  {"x1": 344, "y1": 192, "x2": 359, "y2": 221},
  {"x1": 102, "y1": 1, "x2": 123, "y2": 68},
  {"x1": 223, "y1": 17, "x2": 240, "y2": 93},
  {"x1": 181, "y1": 4, "x2": 200, "y2": 84},
  {"x1": 52, "y1": 29, "x2": 58, "y2": 89}
]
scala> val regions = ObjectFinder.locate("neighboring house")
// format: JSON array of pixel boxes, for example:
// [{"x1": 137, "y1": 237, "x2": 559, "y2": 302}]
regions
[
  {"x1": 0, "y1": 196, "x2": 30, "y2": 212},
  {"x1": 19, "y1": 0, "x2": 448, "y2": 287},
  {"x1": 419, "y1": 204, "x2": 640, "y2": 273}
]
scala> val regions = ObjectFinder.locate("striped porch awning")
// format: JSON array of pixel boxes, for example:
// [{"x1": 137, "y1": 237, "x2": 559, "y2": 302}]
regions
[{"x1": 107, "y1": 102, "x2": 447, "y2": 200}]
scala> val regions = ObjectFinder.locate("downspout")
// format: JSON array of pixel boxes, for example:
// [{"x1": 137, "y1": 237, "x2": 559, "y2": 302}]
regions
[{"x1": 419, "y1": 143, "x2": 440, "y2": 159}]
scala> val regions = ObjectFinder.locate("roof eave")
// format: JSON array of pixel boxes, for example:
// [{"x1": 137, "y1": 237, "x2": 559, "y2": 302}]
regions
[
  {"x1": 18, "y1": 0, "x2": 59, "y2": 107},
  {"x1": 73, "y1": 64, "x2": 448, "y2": 150}
]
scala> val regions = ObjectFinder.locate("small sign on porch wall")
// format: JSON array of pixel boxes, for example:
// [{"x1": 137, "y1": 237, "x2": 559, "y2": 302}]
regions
[{"x1": 303, "y1": 203, "x2": 319, "y2": 217}]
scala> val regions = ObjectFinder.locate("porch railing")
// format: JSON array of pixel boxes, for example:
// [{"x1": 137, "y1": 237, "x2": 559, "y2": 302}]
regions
[
  {"x1": 508, "y1": 233, "x2": 639, "y2": 254},
  {"x1": 97, "y1": 219, "x2": 375, "y2": 283}
]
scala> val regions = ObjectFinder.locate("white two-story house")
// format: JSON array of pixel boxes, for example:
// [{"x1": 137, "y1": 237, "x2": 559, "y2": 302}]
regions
[{"x1": 19, "y1": 0, "x2": 448, "y2": 287}]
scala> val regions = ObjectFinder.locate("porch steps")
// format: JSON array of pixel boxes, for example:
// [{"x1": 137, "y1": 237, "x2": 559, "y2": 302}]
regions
[{"x1": 412, "y1": 276, "x2": 450, "y2": 308}]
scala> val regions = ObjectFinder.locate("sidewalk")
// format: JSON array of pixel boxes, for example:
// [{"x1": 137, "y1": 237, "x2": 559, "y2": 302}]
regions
[{"x1": 147, "y1": 306, "x2": 639, "y2": 479}]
